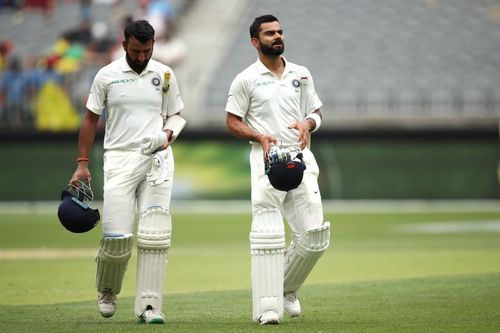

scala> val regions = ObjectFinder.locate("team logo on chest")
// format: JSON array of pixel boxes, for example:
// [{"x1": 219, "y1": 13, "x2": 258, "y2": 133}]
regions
[
  {"x1": 151, "y1": 77, "x2": 161, "y2": 90},
  {"x1": 152, "y1": 77, "x2": 161, "y2": 86},
  {"x1": 292, "y1": 79, "x2": 300, "y2": 88}
]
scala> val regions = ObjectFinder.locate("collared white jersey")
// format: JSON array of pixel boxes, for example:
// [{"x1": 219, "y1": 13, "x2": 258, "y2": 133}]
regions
[
  {"x1": 225, "y1": 57, "x2": 322, "y2": 145},
  {"x1": 86, "y1": 56, "x2": 184, "y2": 150}
]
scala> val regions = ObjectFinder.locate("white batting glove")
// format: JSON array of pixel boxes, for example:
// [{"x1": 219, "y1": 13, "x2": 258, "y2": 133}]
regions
[
  {"x1": 147, "y1": 150, "x2": 169, "y2": 186},
  {"x1": 141, "y1": 131, "x2": 168, "y2": 155}
]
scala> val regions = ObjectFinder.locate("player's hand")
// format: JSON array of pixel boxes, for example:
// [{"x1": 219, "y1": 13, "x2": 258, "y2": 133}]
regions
[
  {"x1": 256, "y1": 133, "x2": 277, "y2": 161},
  {"x1": 141, "y1": 131, "x2": 168, "y2": 154},
  {"x1": 70, "y1": 163, "x2": 91, "y2": 185},
  {"x1": 288, "y1": 121, "x2": 310, "y2": 149}
]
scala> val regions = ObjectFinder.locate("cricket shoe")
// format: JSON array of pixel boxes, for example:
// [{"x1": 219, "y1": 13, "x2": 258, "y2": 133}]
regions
[
  {"x1": 284, "y1": 291, "x2": 301, "y2": 317},
  {"x1": 138, "y1": 305, "x2": 165, "y2": 324},
  {"x1": 97, "y1": 288, "x2": 116, "y2": 318},
  {"x1": 258, "y1": 310, "x2": 280, "y2": 325}
]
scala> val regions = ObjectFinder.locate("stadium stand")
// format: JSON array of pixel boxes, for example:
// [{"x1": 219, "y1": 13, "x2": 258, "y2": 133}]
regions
[
  {"x1": 0, "y1": 1, "x2": 131, "y2": 59},
  {"x1": 0, "y1": 0, "x2": 193, "y2": 131},
  {"x1": 1, "y1": 0, "x2": 499, "y2": 132},
  {"x1": 200, "y1": 0, "x2": 500, "y2": 131}
]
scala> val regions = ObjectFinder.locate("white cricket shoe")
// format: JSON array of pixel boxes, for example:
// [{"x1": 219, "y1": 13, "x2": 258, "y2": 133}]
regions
[
  {"x1": 138, "y1": 305, "x2": 165, "y2": 324},
  {"x1": 284, "y1": 291, "x2": 301, "y2": 317},
  {"x1": 259, "y1": 310, "x2": 280, "y2": 325},
  {"x1": 97, "y1": 288, "x2": 116, "y2": 318}
]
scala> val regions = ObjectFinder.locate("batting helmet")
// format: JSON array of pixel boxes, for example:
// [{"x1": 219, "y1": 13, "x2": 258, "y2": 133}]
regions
[
  {"x1": 266, "y1": 145, "x2": 306, "y2": 192},
  {"x1": 57, "y1": 179, "x2": 100, "y2": 233}
]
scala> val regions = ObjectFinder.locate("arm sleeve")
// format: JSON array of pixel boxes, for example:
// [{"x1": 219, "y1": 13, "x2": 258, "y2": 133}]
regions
[
  {"x1": 85, "y1": 70, "x2": 106, "y2": 115},
  {"x1": 163, "y1": 70, "x2": 184, "y2": 117},
  {"x1": 302, "y1": 68, "x2": 323, "y2": 116},
  {"x1": 225, "y1": 75, "x2": 249, "y2": 118}
]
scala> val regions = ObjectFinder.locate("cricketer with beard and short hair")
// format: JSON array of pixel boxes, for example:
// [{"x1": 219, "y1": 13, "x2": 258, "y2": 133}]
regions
[
  {"x1": 69, "y1": 19, "x2": 186, "y2": 324},
  {"x1": 225, "y1": 15, "x2": 331, "y2": 325}
]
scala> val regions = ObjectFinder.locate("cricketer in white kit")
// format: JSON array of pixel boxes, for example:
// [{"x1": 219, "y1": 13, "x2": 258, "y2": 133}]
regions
[
  {"x1": 225, "y1": 15, "x2": 331, "y2": 325},
  {"x1": 69, "y1": 20, "x2": 185, "y2": 324}
]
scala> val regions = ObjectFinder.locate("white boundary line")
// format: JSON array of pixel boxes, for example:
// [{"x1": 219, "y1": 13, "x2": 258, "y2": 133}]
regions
[{"x1": 0, "y1": 200, "x2": 499, "y2": 215}]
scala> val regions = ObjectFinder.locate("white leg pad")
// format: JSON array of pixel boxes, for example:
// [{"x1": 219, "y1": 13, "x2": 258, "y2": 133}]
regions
[
  {"x1": 134, "y1": 206, "x2": 172, "y2": 316},
  {"x1": 95, "y1": 234, "x2": 133, "y2": 294},
  {"x1": 250, "y1": 209, "x2": 286, "y2": 321},
  {"x1": 284, "y1": 222, "x2": 330, "y2": 293}
]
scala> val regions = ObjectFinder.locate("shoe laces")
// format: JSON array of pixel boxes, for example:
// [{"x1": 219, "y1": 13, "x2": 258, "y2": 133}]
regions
[
  {"x1": 285, "y1": 292, "x2": 298, "y2": 302},
  {"x1": 98, "y1": 289, "x2": 116, "y2": 304},
  {"x1": 141, "y1": 305, "x2": 164, "y2": 319}
]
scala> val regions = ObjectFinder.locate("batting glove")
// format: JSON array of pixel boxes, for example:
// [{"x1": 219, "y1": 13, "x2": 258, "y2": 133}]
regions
[
  {"x1": 147, "y1": 150, "x2": 169, "y2": 186},
  {"x1": 141, "y1": 131, "x2": 168, "y2": 155}
]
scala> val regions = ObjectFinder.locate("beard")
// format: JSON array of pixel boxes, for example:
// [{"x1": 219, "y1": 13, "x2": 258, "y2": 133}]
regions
[
  {"x1": 126, "y1": 53, "x2": 150, "y2": 74},
  {"x1": 260, "y1": 40, "x2": 285, "y2": 56}
]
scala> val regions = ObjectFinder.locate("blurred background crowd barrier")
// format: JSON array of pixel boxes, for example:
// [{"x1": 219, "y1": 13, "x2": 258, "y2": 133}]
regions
[{"x1": 0, "y1": 0, "x2": 498, "y2": 201}]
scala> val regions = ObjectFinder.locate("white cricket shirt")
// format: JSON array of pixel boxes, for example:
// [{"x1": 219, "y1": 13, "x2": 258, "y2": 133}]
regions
[
  {"x1": 86, "y1": 56, "x2": 184, "y2": 150},
  {"x1": 225, "y1": 57, "x2": 322, "y2": 145}
]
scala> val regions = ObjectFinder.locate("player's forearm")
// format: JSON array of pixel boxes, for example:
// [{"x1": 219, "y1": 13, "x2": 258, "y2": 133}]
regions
[
  {"x1": 77, "y1": 110, "x2": 100, "y2": 160},
  {"x1": 226, "y1": 113, "x2": 261, "y2": 143},
  {"x1": 305, "y1": 109, "x2": 322, "y2": 132},
  {"x1": 230, "y1": 122, "x2": 262, "y2": 143}
]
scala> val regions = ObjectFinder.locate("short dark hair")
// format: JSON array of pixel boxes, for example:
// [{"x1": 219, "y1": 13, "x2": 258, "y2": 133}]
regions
[
  {"x1": 124, "y1": 20, "x2": 155, "y2": 43},
  {"x1": 249, "y1": 15, "x2": 279, "y2": 39}
]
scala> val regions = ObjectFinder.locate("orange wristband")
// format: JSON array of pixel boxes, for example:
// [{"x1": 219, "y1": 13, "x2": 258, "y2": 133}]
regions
[{"x1": 77, "y1": 157, "x2": 90, "y2": 163}]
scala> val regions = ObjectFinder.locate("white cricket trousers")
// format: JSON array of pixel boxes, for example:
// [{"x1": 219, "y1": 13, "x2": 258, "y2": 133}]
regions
[
  {"x1": 249, "y1": 144, "x2": 324, "y2": 235},
  {"x1": 101, "y1": 147, "x2": 174, "y2": 236}
]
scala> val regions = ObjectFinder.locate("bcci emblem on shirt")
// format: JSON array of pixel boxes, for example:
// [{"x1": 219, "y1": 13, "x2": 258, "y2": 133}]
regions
[{"x1": 151, "y1": 77, "x2": 161, "y2": 91}]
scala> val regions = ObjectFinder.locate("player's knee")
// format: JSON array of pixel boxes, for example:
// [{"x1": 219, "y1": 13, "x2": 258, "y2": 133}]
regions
[
  {"x1": 137, "y1": 206, "x2": 172, "y2": 250},
  {"x1": 250, "y1": 209, "x2": 285, "y2": 251},
  {"x1": 252, "y1": 208, "x2": 284, "y2": 233},
  {"x1": 294, "y1": 222, "x2": 330, "y2": 258},
  {"x1": 97, "y1": 234, "x2": 134, "y2": 262}
]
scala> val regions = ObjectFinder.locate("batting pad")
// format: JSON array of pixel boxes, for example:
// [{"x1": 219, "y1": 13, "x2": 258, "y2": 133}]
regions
[
  {"x1": 284, "y1": 222, "x2": 330, "y2": 293},
  {"x1": 95, "y1": 234, "x2": 133, "y2": 294},
  {"x1": 134, "y1": 206, "x2": 172, "y2": 316},
  {"x1": 249, "y1": 209, "x2": 286, "y2": 321}
]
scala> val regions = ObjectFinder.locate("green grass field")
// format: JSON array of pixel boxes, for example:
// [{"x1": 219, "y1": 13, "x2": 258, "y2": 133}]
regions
[{"x1": 1, "y1": 202, "x2": 499, "y2": 332}]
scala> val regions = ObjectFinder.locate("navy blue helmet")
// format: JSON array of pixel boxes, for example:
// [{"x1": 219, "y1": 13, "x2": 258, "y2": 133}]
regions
[
  {"x1": 266, "y1": 145, "x2": 306, "y2": 192},
  {"x1": 57, "y1": 179, "x2": 100, "y2": 233}
]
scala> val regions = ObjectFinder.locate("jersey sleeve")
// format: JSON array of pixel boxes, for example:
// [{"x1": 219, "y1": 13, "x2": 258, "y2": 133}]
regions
[
  {"x1": 85, "y1": 69, "x2": 106, "y2": 115},
  {"x1": 301, "y1": 67, "x2": 323, "y2": 116},
  {"x1": 225, "y1": 74, "x2": 249, "y2": 118},
  {"x1": 163, "y1": 70, "x2": 184, "y2": 117}
]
